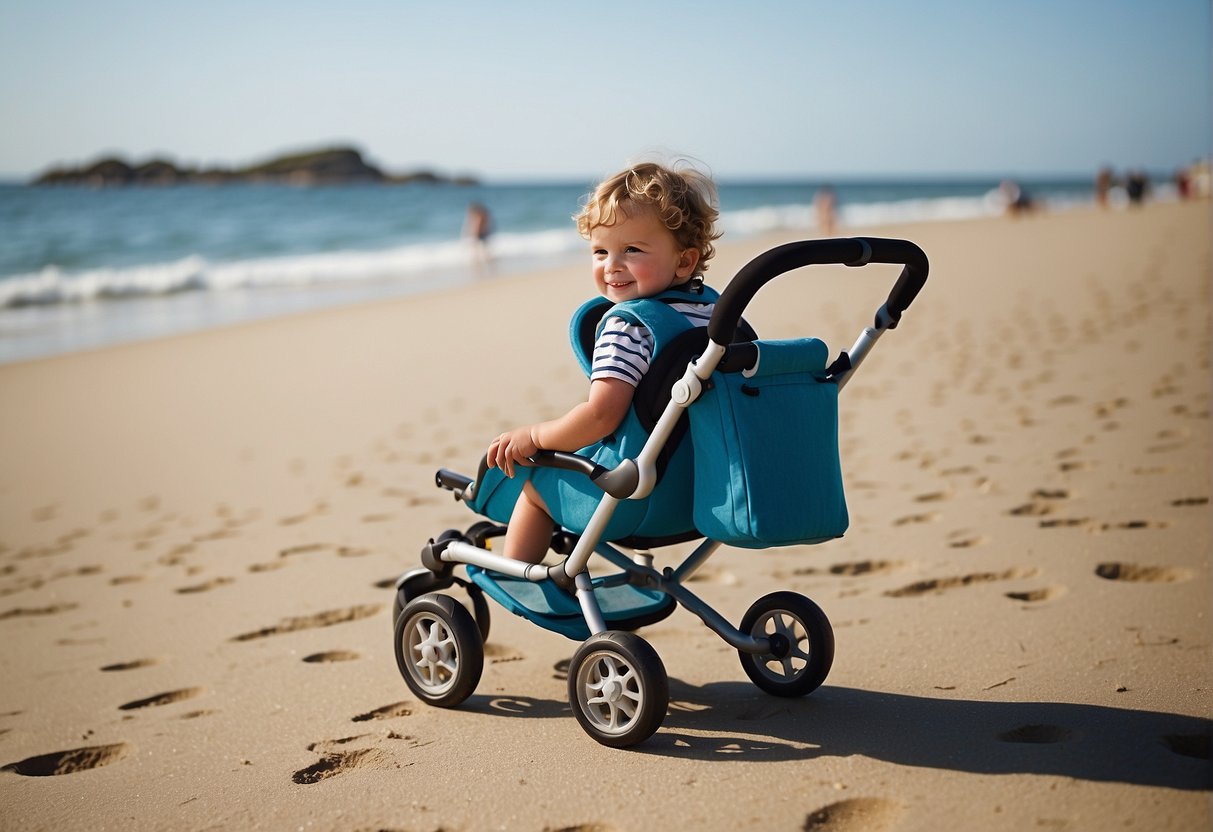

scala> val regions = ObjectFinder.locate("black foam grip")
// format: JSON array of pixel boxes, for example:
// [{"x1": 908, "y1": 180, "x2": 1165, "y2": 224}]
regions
[{"x1": 706, "y1": 237, "x2": 929, "y2": 343}]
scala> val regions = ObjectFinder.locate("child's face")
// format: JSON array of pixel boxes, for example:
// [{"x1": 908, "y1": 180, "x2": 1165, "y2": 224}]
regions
[{"x1": 589, "y1": 207, "x2": 700, "y2": 303}]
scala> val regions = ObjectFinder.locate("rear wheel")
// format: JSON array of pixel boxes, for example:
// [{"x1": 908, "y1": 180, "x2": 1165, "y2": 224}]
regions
[
  {"x1": 738, "y1": 591, "x2": 833, "y2": 697},
  {"x1": 568, "y1": 631, "x2": 668, "y2": 748},
  {"x1": 395, "y1": 593, "x2": 483, "y2": 707}
]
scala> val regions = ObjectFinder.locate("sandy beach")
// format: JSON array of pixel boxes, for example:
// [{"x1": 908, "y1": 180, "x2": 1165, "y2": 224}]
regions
[{"x1": 0, "y1": 201, "x2": 1209, "y2": 830}]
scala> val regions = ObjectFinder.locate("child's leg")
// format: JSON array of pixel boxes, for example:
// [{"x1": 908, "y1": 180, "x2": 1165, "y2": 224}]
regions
[{"x1": 502, "y1": 481, "x2": 554, "y2": 564}]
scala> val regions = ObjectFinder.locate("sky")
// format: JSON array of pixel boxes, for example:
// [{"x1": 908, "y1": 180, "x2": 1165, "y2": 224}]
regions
[{"x1": 0, "y1": 0, "x2": 1209, "y2": 181}]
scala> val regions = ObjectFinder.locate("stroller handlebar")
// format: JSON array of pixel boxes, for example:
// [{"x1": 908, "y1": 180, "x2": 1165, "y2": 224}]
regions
[{"x1": 706, "y1": 237, "x2": 929, "y2": 343}]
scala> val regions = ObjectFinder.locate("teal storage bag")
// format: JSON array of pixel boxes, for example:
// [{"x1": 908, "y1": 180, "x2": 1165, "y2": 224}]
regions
[{"x1": 689, "y1": 338, "x2": 848, "y2": 548}]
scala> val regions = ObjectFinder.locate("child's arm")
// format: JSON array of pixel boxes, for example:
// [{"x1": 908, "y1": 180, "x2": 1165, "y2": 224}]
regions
[{"x1": 488, "y1": 378, "x2": 634, "y2": 478}]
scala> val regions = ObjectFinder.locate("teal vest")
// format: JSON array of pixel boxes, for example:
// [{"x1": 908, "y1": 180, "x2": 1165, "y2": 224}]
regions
[{"x1": 467, "y1": 284, "x2": 718, "y2": 540}]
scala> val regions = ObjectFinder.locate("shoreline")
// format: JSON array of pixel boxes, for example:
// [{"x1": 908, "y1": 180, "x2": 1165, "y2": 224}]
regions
[
  {"x1": 0, "y1": 200, "x2": 1161, "y2": 368},
  {"x1": 0, "y1": 200, "x2": 1209, "y2": 830}
]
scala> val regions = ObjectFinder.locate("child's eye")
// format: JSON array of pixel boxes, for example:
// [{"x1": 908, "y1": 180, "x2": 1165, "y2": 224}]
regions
[
  {"x1": 625, "y1": 246, "x2": 642, "y2": 253},
  {"x1": 592, "y1": 248, "x2": 607, "y2": 256}
]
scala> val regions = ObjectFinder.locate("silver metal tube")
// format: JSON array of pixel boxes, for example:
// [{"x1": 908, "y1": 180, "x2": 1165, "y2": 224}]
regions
[
  {"x1": 660, "y1": 577, "x2": 770, "y2": 653},
  {"x1": 670, "y1": 539, "x2": 723, "y2": 582},
  {"x1": 633, "y1": 341, "x2": 728, "y2": 498},
  {"x1": 836, "y1": 326, "x2": 884, "y2": 391},
  {"x1": 563, "y1": 493, "x2": 621, "y2": 576},
  {"x1": 575, "y1": 572, "x2": 607, "y2": 635},
  {"x1": 442, "y1": 541, "x2": 547, "y2": 581}
]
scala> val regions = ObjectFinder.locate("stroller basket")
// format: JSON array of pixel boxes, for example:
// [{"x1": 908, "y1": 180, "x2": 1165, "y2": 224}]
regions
[{"x1": 392, "y1": 236, "x2": 929, "y2": 747}]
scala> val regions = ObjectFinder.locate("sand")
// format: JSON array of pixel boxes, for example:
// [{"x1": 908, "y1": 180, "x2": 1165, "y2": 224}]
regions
[{"x1": 0, "y1": 200, "x2": 1209, "y2": 831}]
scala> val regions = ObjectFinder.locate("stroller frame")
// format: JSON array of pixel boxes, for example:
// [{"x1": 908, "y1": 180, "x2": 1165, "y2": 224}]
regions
[{"x1": 393, "y1": 237, "x2": 928, "y2": 747}]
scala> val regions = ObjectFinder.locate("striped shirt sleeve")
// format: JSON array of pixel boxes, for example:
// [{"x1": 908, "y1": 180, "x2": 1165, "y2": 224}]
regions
[{"x1": 590, "y1": 316, "x2": 653, "y2": 386}]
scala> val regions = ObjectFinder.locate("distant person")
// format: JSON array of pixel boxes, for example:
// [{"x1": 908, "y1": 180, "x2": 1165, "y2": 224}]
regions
[
  {"x1": 998, "y1": 180, "x2": 1035, "y2": 216},
  {"x1": 1187, "y1": 159, "x2": 1212, "y2": 199},
  {"x1": 1173, "y1": 167, "x2": 1191, "y2": 200},
  {"x1": 464, "y1": 201, "x2": 494, "y2": 275},
  {"x1": 814, "y1": 185, "x2": 838, "y2": 236},
  {"x1": 1125, "y1": 171, "x2": 1149, "y2": 206},
  {"x1": 1095, "y1": 166, "x2": 1114, "y2": 208}
]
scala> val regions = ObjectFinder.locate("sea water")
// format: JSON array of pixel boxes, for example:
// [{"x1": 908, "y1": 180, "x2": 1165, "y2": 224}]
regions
[{"x1": 0, "y1": 177, "x2": 1103, "y2": 363}]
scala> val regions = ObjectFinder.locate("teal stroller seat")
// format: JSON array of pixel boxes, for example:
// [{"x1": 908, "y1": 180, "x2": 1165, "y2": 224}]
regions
[{"x1": 391, "y1": 237, "x2": 929, "y2": 747}]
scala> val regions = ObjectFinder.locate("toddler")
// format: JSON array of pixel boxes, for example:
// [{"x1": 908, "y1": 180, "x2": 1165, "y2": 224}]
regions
[{"x1": 487, "y1": 162, "x2": 721, "y2": 563}]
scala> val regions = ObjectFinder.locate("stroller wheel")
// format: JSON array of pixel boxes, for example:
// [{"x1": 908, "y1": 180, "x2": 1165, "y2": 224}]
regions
[
  {"x1": 568, "y1": 631, "x2": 668, "y2": 748},
  {"x1": 738, "y1": 591, "x2": 834, "y2": 697},
  {"x1": 395, "y1": 593, "x2": 483, "y2": 707}
]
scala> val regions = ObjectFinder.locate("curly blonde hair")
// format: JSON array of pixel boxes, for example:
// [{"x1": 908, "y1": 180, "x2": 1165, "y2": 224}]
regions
[{"x1": 575, "y1": 162, "x2": 721, "y2": 275}]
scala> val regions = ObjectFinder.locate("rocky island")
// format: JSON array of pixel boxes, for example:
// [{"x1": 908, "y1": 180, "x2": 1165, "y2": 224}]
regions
[{"x1": 31, "y1": 147, "x2": 478, "y2": 187}]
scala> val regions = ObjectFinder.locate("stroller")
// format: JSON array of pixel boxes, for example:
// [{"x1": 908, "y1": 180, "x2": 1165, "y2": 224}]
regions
[{"x1": 391, "y1": 237, "x2": 928, "y2": 747}]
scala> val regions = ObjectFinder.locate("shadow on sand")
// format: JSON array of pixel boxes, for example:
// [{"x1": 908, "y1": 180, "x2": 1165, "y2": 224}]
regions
[{"x1": 468, "y1": 674, "x2": 1210, "y2": 791}]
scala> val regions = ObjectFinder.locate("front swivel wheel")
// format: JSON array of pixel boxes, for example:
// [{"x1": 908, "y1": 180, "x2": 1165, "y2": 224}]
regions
[
  {"x1": 738, "y1": 591, "x2": 834, "y2": 697},
  {"x1": 568, "y1": 631, "x2": 668, "y2": 748},
  {"x1": 395, "y1": 593, "x2": 483, "y2": 707}
]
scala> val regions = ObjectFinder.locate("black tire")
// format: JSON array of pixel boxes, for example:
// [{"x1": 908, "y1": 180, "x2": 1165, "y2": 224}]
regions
[
  {"x1": 457, "y1": 578, "x2": 492, "y2": 643},
  {"x1": 392, "y1": 572, "x2": 490, "y2": 643},
  {"x1": 394, "y1": 593, "x2": 483, "y2": 707},
  {"x1": 737, "y1": 591, "x2": 834, "y2": 697},
  {"x1": 568, "y1": 631, "x2": 668, "y2": 748}
]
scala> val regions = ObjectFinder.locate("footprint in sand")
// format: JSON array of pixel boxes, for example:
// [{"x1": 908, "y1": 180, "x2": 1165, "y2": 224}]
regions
[
  {"x1": 179, "y1": 710, "x2": 216, "y2": 720},
  {"x1": 892, "y1": 512, "x2": 939, "y2": 526},
  {"x1": 230, "y1": 604, "x2": 382, "y2": 642},
  {"x1": 278, "y1": 501, "x2": 329, "y2": 527},
  {"x1": 827, "y1": 560, "x2": 901, "y2": 577},
  {"x1": 1005, "y1": 587, "x2": 1066, "y2": 604},
  {"x1": 804, "y1": 798, "x2": 903, "y2": 832},
  {"x1": 1163, "y1": 733, "x2": 1211, "y2": 760},
  {"x1": 997, "y1": 724, "x2": 1075, "y2": 744},
  {"x1": 1171, "y1": 497, "x2": 1209, "y2": 507},
  {"x1": 351, "y1": 702, "x2": 413, "y2": 722},
  {"x1": 0, "y1": 603, "x2": 79, "y2": 620},
  {"x1": 101, "y1": 658, "x2": 158, "y2": 672},
  {"x1": 2, "y1": 743, "x2": 132, "y2": 776},
  {"x1": 1039, "y1": 517, "x2": 1090, "y2": 529},
  {"x1": 291, "y1": 747, "x2": 397, "y2": 784},
  {"x1": 175, "y1": 577, "x2": 234, "y2": 594},
  {"x1": 947, "y1": 530, "x2": 988, "y2": 548},
  {"x1": 485, "y1": 643, "x2": 525, "y2": 664},
  {"x1": 1098, "y1": 520, "x2": 1168, "y2": 531},
  {"x1": 885, "y1": 568, "x2": 1036, "y2": 598},
  {"x1": 279, "y1": 543, "x2": 329, "y2": 558},
  {"x1": 1009, "y1": 496, "x2": 1064, "y2": 517},
  {"x1": 1094, "y1": 563, "x2": 1192, "y2": 583},
  {"x1": 118, "y1": 688, "x2": 203, "y2": 711},
  {"x1": 303, "y1": 650, "x2": 360, "y2": 664}
]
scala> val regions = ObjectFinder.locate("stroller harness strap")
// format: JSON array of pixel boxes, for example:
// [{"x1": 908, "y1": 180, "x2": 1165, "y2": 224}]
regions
[{"x1": 568, "y1": 282, "x2": 721, "y2": 378}]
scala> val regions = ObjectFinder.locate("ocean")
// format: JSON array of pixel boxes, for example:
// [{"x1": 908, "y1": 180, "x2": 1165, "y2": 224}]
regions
[{"x1": 0, "y1": 176, "x2": 1110, "y2": 363}]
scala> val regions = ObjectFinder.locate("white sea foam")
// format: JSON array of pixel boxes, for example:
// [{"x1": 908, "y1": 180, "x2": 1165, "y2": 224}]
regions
[{"x1": 0, "y1": 193, "x2": 1092, "y2": 310}]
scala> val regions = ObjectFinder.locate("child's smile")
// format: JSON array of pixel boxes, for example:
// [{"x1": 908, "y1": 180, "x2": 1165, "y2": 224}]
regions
[{"x1": 590, "y1": 208, "x2": 699, "y2": 302}]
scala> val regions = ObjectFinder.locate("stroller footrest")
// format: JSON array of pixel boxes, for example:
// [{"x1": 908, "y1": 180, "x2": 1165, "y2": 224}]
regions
[{"x1": 465, "y1": 566, "x2": 675, "y2": 641}]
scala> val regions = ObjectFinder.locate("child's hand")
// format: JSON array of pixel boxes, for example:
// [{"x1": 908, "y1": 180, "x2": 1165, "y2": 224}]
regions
[{"x1": 487, "y1": 426, "x2": 539, "y2": 478}]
